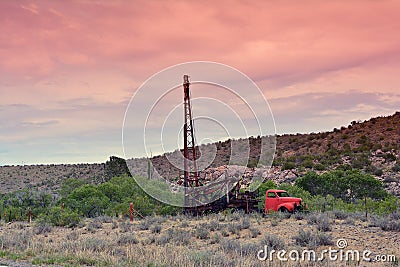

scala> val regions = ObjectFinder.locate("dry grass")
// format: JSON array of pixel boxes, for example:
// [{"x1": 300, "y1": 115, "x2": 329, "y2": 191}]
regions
[{"x1": 0, "y1": 211, "x2": 399, "y2": 267}]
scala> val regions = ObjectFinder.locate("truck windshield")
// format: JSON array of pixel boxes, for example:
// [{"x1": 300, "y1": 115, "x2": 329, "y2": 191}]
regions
[{"x1": 277, "y1": 192, "x2": 290, "y2": 197}]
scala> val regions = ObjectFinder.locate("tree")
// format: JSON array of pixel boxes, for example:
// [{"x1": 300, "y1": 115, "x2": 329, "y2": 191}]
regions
[
  {"x1": 295, "y1": 172, "x2": 325, "y2": 196},
  {"x1": 60, "y1": 178, "x2": 86, "y2": 198},
  {"x1": 104, "y1": 156, "x2": 131, "y2": 181},
  {"x1": 63, "y1": 185, "x2": 110, "y2": 217},
  {"x1": 296, "y1": 170, "x2": 387, "y2": 202},
  {"x1": 345, "y1": 170, "x2": 387, "y2": 201}
]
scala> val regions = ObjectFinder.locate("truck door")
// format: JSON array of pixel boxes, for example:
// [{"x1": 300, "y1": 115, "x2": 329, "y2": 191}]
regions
[{"x1": 265, "y1": 191, "x2": 278, "y2": 212}]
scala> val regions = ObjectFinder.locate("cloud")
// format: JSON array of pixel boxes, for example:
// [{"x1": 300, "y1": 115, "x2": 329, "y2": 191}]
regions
[
  {"x1": 1, "y1": 1, "x2": 400, "y2": 81},
  {"x1": 269, "y1": 91, "x2": 399, "y2": 134},
  {"x1": 20, "y1": 3, "x2": 39, "y2": 14},
  {"x1": 0, "y1": 0, "x2": 399, "y2": 163},
  {"x1": 20, "y1": 119, "x2": 59, "y2": 127}
]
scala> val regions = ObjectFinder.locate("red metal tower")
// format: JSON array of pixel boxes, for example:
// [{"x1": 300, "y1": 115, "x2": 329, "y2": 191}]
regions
[{"x1": 183, "y1": 75, "x2": 199, "y2": 207}]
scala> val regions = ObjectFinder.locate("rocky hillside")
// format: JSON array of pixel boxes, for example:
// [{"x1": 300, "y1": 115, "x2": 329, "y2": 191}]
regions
[
  {"x1": 1, "y1": 112, "x2": 399, "y2": 195},
  {"x1": 129, "y1": 111, "x2": 400, "y2": 195},
  {"x1": 0, "y1": 157, "x2": 130, "y2": 194}
]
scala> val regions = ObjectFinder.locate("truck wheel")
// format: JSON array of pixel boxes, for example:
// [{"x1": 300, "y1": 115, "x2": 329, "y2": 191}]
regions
[{"x1": 279, "y1": 207, "x2": 289, "y2": 213}]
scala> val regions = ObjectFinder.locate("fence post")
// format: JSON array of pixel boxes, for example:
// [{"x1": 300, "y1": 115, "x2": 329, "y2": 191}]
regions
[
  {"x1": 130, "y1": 202, "x2": 134, "y2": 222},
  {"x1": 27, "y1": 208, "x2": 31, "y2": 224}
]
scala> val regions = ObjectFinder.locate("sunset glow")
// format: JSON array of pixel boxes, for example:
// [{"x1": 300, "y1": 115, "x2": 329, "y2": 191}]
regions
[{"x1": 1, "y1": 0, "x2": 399, "y2": 164}]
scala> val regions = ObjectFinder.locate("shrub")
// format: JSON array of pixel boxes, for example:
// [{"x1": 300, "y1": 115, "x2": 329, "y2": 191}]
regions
[
  {"x1": 344, "y1": 217, "x2": 355, "y2": 225},
  {"x1": 206, "y1": 220, "x2": 220, "y2": 231},
  {"x1": 306, "y1": 213, "x2": 332, "y2": 231},
  {"x1": 0, "y1": 231, "x2": 32, "y2": 251},
  {"x1": 301, "y1": 159, "x2": 314, "y2": 169},
  {"x1": 138, "y1": 220, "x2": 150, "y2": 230},
  {"x1": 293, "y1": 229, "x2": 333, "y2": 248},
  {"x1": 156, "y1": 233, "x2": 172, "y2": 245},
  {"x1": 249, "y1": 227, "x2": 261, "y2": 238},
  {"x1": 34, "y1": 222, "x2": 53, "y2": 235},
  {"x1": 293, "y1": 212, "x2": 305, "y2": 220},
  {"x1": 384, "y1": 176, "x2": 399, "y2": 183},
  {"x1": 66, "y1": 231, "x2": 79, "y2": 241},
  {"x1": 188, "y1": 250, "x2": 214, "y2": 266},
  {"x1": 315, "y1": 214, "x2": 332, "y2": 232},
  {"x1": 389, "y1": 211, "x2": 400, "y2": 220},
  {"x1": 220, "y1": 229, "x2": 229, "y2": 237},
  {"x1": 87, "y1": 220, "x2": 102, "y2": 232},
  {"x1": 94, "y1": 215, "x2": 112, "y2": 223},
  {"x1": 180, "y1": 221, "x2": 189, "y2": 228},
  {"x1": 117, "y1": 233, "x2": 139, "y2": 245},
  {"x1": 172, "y1": 229, "x2": 191, "y2": 245},
  {"x1": 247, "y1": 159, "x2": 258, "y2": 168},
  {"x1": 259, "y1": 234, "x2": 285, "y2": 250},
  {"x1": 36, "y1": 206, "x2": 80, "y2": 227},
  {"x1": 332, "y1": 210, "x2": 348, "y2": 220},
  {"x1": 82, "y1": 238, "x2": 109, "y2": 253},
  {"x1": 392, "y1": 164, "x2": 400, "y2": 172},
  {"x1": 270, "y1": 217, "x2": 279, "y2": 227},
  {"x1": 306, "y1": 213, "x2": 319, "y2": 225},
  {"x1": 150, "y1": 225, "x2": 162, "y2": 234},
  {"x1": 195, "y1": 227, "x2": 210, "y2": 240},
  {"x1": 230, "y1": 210, "x2": 245, "y2": 221},
  {"x1": 373, "y1": 168, "x2": 383, "y2": 176},
  {"x1": 377, "y1": 219, "x2": 400, "y2": 232},
  {"x1": 240, "y1": 217, "x2": 251, "y2": 229},
  {"x1": 227, "y1": 223, "x2": 240, "y2": 235},
  {"x1": 313, "y1": 163, "x2": 326, "y2": 171},
  {"x1": 209, "y1": 233, "x2": 221, "y2": 244},
  {"x1": 282, "y1": 162, "x2": 296, "y2": 171},
  {"x1": 293, "y1": 229, "x2": 312, "y2": 247},
  {"x1": 384, "y1": 153, "x2": 396, "y2": 162},
  {"x1": 119, "y1": 221, "x2": 131, "y2": 233},
  {"x1": 220, "y1": 239, "x2": 258, "y2": 256},
  {"x1": 315, "y1": 232, "x2": 334, "y2": 246},
  {"x1": 296, "y1": 170, "x2": 387, "y2": 201}
]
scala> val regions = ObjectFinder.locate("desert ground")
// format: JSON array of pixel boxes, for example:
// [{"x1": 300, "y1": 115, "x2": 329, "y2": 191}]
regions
[{"x1": 0, "y1": 211, "x2": 398, "y2": 267}]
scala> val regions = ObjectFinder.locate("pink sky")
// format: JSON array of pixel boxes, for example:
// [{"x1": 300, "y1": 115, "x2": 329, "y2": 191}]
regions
[{"x1": 1, "y1": 0, "x2": 399, "y2": 164}]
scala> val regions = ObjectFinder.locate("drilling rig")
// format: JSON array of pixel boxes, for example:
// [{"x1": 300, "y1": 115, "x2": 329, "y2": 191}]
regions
[
  {"x1": 182, "y1": 75, "x2": 200, "y2": 210},
  {"x1": 182, "y1": 75, "x2": 259, "y2": 214}
]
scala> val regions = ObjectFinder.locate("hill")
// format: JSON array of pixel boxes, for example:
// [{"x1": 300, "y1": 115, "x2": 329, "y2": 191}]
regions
[
  {"x1": 129, "y1": 111, "x2": 399, "y2": 195},
  {"x1": 0, "y1": 112, "x2": 399, "y2": 195}
]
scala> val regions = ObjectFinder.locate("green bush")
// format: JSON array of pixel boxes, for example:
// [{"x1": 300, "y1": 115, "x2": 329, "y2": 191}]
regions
[
  {"x1": 0, "y1": 189, "x2": 53, "y2": 222},
  {"x1": 62, "y1": 175, "x2": 181, "y2": 218},
  {"x1": 313, "y1": 163, "x2": 326, "y2": 171},
  {"x1": 36, "y1": 206, "x2": 80, "y2": 227},
  {"x1": 278, "y1": 183, "x2": 311, "y2": 204},
  {"x1": 296, "y1": 170, "x2": 387, "y2": 201},
  {"x1": 301, "y1": 159, "x2": 314, "y2": 169},
  {"x1": 282, "y1": 162, "x2": 296, "y2": 170},
  {"x1": 373, "y1": 168, "x2": 383, "y2": 176},
  {"x1": 59, "y1": 178, "x2": 86, "y2": 198}
]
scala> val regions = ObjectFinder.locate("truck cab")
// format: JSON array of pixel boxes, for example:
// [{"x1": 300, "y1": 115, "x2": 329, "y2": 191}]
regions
[{"x1": 264, "y1": 189, "x2": 306, "y2": 213}]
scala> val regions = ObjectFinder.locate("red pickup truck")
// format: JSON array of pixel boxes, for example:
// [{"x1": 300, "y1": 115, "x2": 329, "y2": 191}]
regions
[{"x1": 264, "y1": 189, "x2": 307, "y2": 213}]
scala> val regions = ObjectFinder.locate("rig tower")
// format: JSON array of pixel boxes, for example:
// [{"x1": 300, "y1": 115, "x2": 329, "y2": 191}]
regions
[{"x1": 183, "y1": 75, "x2": 199, "y2": 208}]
